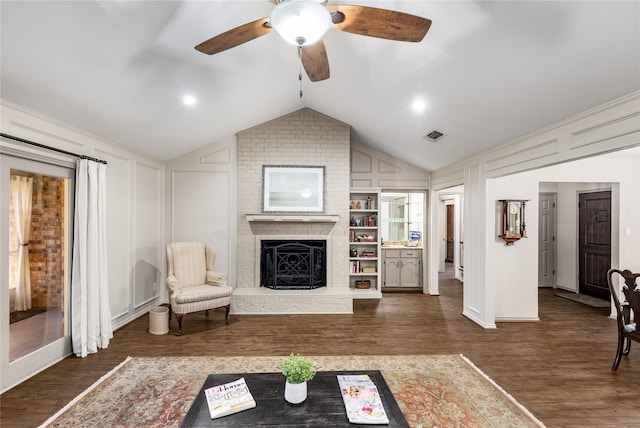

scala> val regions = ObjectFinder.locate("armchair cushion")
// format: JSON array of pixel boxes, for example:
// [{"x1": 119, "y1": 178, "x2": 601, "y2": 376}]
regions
[
  {"x1": 173, "y1": 284, "x2": 233, "y2": 305},
  {"x1": 169, "y1": 242, "x2": 207, "y2": 287},
  {"x1": 207, "y1": 271, "x2": 228, "y2": 286}
]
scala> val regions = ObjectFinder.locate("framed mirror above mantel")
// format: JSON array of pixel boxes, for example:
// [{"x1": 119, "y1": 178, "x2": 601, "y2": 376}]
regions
[{"x1": 262, "y1": 165, "x2": 325, "y2": 213}]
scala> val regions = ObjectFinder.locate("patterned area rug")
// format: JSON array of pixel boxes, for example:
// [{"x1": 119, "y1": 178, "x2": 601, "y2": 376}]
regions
[
  {"x1": 554, "y1": 290, "x2": 610, "y2": 308},
  {"x1": 40, "y1": 355, "x2": 545, "y2": 428}
]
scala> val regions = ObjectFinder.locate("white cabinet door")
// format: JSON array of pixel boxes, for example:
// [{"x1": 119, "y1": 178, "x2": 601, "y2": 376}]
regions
[
  {"x1": 383, "y1": 257, "x2": 401, "y2": 288},
  {"x1": 400, "y1": 258, "x2": 420, "y2": 287},
  {"x1": 399, "y1": 249, "x2": 421, "y2": 287},
  {"x1": 383, "y1": 249, "x2": 421, "y2": 288}
]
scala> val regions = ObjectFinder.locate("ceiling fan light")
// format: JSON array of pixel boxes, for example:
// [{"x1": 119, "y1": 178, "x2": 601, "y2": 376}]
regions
[{"x1": 270, "y1": 0, "x2": 331, "y2": 46}]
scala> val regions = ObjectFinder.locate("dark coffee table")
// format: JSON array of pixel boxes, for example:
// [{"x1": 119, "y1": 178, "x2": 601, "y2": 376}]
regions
[{"x1": 181, "y1": 370, "x2": 409, "y2": 427}]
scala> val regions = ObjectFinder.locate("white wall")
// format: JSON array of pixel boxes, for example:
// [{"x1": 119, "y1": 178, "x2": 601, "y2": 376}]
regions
[
  {"x1": 491, "y1": 151, "x2": 638, "y2": 321},
  {"x1": 163, "y1": 136, "x2": 237, "y2": 303},
  {"x1": 430, "y1": 91, "x2": 640, "y2": 327},
  {"x1": 1, "y1": 101, "x2": 165, "y2": 329},
  {"x1": 350, "y1": 141, "x2": 430, "y2": 189},
  {"x1": 133, "y1": 162, "x2": 163, "y2": 310},
  {"x1": 492, "y1": 174, "x2": 540, "y2": 321},
  {"x1": 0, "y1": 101, "x2": 164, "y2": 390}
]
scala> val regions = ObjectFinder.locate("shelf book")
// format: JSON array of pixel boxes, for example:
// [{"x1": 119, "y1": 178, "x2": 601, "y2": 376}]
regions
[
  {"x1": 337, "y1": 374, "x2": 389, "y2": 424},
  {"x1": 204, "y1": 377, "x2": 256, "y2": 419},
  {"x1": 349, "y1": 188, "x2": 382, "y2": 298}
]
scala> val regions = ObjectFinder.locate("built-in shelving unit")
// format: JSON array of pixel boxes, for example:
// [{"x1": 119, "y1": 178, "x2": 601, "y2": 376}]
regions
[{"x1": 349, "y1": 188, "x2": 382, "y2": 299}]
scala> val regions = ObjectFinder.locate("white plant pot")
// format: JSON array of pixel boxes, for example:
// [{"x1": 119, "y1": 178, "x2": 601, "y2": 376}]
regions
[{"x1": 284, "y1": 381, "x2": 307, "y2": 404}]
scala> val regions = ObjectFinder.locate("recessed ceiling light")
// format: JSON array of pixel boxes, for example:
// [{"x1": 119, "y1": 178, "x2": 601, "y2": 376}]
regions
[
  {"x1": 183, "y1": 95, "x2": 197, "y2": 106},
  {"x1": 411, "y1": 98, "x2": 428, "y2": 114}
]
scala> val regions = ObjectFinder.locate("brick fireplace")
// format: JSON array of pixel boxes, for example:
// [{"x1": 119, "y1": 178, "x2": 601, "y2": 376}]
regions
[{"x1": 232, "y1": 108, "x2": 353, "y2": 314}]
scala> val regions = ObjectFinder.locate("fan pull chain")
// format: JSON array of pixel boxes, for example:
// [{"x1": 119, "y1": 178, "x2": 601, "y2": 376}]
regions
[{"x1": 298, "y1": 46, "x2": 303, "y2": 99}]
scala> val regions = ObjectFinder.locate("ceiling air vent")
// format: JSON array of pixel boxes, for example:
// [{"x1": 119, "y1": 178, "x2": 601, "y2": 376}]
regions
[{"x1": 424, "y1": 130, "x2": 446, "y2": 142}]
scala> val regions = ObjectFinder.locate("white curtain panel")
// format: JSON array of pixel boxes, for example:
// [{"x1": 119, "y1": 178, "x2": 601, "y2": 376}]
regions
[
  {"x1": 10, "y1": 175, "x2": 33, "y2": 312},
  {"x1": 71, "y1": 159, "x2": 112, "y2": 357}
]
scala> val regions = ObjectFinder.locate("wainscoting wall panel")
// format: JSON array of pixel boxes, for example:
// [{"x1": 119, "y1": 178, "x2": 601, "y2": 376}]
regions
[
  {"x1": 97, "y1": 149, "x2": 131, "y2": 319},
  {"x1": 133, "y1": 162, "x2": 162, "y2": 309}
]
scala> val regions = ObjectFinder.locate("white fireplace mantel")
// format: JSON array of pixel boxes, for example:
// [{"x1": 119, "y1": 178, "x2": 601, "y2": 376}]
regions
[{"x1": 245, "y1": 214, "x2": 340, "y2": 223}]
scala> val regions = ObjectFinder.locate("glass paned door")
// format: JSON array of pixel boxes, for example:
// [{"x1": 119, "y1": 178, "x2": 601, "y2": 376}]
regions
[{"x1": 1, "y1": 155, "x2": 74, "y2": 391}]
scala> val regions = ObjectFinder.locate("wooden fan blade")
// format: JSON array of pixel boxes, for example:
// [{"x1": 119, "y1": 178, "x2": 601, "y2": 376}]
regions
[
  {"x1": 195, "y1": 17, "x2": 272, "y2": 55},
  {"x1": 301, "y1": 40, "x2": 330, "y2": 82},
  {"x1": 327, "y1": 4, "x2": 431, "y2": 42}
]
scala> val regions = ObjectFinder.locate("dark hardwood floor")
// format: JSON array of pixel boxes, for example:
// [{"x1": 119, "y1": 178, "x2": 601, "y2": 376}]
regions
[{"x1": 2, "y1": 277, "x2": 638, "y2": 427}]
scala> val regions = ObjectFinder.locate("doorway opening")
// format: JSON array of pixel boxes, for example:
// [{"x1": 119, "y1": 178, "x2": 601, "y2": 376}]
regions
[
  {"x1": 578, "y1": 190, "x2": 612, "y2": 300},
  {"x1": 2, "y1": 152, "x2": 75, "y2": 392},
  {"x1": 538, "y1": 182, "x2": 615, "y2": 306},
  {"x1": 8, "y1": 169, "x2": 71, "y2": 362},
  {"x1": 446, "y1": 204, "x2": 454, "y2": 263},
  {"x1": 437, "y1": 186, "x2": 464, "y2": 283}
]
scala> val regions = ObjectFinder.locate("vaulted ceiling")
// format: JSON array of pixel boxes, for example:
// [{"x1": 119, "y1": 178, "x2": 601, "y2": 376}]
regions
[{"x1": 1, "y1": 1, "x2": 639, "y2": 171}]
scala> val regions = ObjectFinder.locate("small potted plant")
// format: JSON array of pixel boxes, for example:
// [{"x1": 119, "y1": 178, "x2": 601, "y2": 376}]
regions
[{"x1": 281, "y1": 353, "x2": 316, "y2": 404}]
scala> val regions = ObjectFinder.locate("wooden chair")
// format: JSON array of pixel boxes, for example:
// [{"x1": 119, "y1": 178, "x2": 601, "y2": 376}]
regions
[
  {"x1": 166, "y1": 242, "x2": 233, "y2": 336},
  {"x1": 607, "y1": 268, "x2": 640, "y2": 370}
]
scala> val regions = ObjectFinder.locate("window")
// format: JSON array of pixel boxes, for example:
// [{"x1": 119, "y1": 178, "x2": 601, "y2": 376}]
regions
[{"x1": 380, "y1": 192, "x2": 424, "y2": 244}]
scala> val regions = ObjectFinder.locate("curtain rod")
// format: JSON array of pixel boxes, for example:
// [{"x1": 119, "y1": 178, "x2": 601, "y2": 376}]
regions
[{"x1": 0, "y1": 132, "x2": 108, "y2": 165}]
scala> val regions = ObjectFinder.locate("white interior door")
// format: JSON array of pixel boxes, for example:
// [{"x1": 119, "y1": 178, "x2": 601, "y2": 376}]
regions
[{"x1": 538, "y1": 193, "x2": 557, "y2": 287}]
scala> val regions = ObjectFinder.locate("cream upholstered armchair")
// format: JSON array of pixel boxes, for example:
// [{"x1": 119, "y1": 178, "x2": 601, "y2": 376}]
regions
[{"x1": 166, "y1": 242, "x2": 233, "y2": 336}]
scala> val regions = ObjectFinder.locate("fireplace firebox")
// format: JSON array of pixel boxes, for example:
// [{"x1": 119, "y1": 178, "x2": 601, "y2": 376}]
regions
[{"x1": 260, "y1": 240, "x2": 326, "y2": 289}]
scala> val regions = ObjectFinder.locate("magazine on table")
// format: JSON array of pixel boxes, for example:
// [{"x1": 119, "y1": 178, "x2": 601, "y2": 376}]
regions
[
  {"x1": 337, "y1": 374, "x2": 390, "y2": 425},
  {"x1": 204, "y1": 377, "x2": 256, "y2": 419}
]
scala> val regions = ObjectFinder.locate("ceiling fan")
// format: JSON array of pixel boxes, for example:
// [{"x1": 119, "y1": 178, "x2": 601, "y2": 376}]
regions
[{"x1": 195, "y1": 0, "x2": 432, "y2": 82}]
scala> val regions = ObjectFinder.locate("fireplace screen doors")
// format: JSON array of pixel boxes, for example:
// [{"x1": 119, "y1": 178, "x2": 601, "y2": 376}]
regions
[{"x1": 261, "y1": 240, "x2": 326, "y2": 289}]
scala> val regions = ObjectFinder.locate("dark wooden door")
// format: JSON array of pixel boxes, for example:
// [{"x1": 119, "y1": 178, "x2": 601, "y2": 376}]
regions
[
  {"x1": 446, "y1": 204, "x2": 454, "y2": 262},
  {"x1": 578, "y1": 191, "x2": 611, "y2": 300}
]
